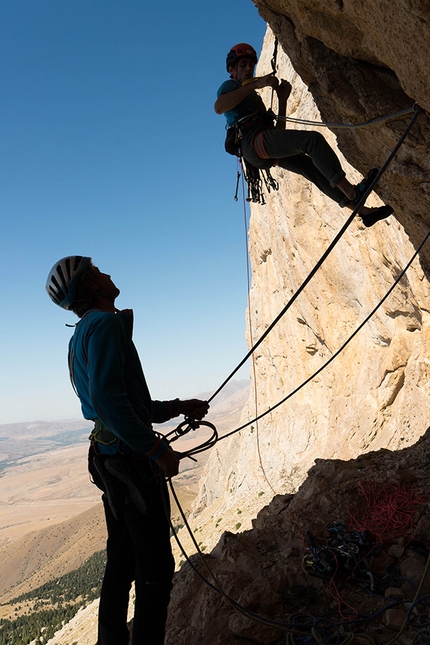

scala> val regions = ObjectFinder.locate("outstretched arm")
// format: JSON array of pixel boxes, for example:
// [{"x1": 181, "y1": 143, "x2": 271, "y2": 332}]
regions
[{"x1": 214, "y1": 73, "x2": 279, "y2": 114}]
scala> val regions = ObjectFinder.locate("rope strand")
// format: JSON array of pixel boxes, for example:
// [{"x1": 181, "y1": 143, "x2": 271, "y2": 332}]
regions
[{"x1": 276, "y1": 105, "x2": 416, "y2": 130}]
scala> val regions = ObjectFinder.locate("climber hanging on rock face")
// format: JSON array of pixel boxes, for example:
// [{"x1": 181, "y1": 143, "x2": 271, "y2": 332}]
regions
[{"x1": 214, "y1": 43, "x2": 393, "y2": 227}]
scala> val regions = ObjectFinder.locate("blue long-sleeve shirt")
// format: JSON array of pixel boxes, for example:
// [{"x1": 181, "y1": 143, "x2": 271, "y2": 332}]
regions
[{"x1": 69, "y1": 309, "x2": 178, "y2": 459}]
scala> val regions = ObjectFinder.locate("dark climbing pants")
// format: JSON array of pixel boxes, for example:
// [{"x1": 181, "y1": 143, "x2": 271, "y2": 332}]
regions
[
  {"x1": 89, "y1": 452, "x2": 175, "y2": 645},
  {"x1": 241, "y1": 128, "x2": 347, "y2": 205}
]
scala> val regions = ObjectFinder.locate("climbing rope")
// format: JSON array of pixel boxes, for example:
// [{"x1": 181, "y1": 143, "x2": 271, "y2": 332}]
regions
[
  {"x1": 240, "y1": 167, "x2": 278, "y2": 496},
  {"x1": 269, "y1": 36, "x2": 279, "y2": 112},
  {"x1": 169, "y1": 477, "x2": 374, "y2": 639},
  {"x1": 263, "y1": 34, "x2": 415, "y2": 129},
  {"x1": 169, "y1": 477, "x2": 308, "y2": 633},
  {"x1": 208, "y1": 103, "x2": 420, "y2": 405},
  {"x1": 165, "y1": 220, "x2": 430, "y2": 462},
  {"x1": 275, "y1": 105, "x2": 416, "y2": 130},
  {"x1": 348, "y1": 482, "x2": 428, "y2": 543},
  {"x1": 163, "y1": 417, "x2": 218, "y2": 460}
]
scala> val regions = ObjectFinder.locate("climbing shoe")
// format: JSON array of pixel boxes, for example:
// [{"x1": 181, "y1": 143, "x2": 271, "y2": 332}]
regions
[
  {"x1": 353, "y1": 168, "x2": 379, "y2": 207},
  {"x1": 361, "y1": 204, "x2": 394, "y2": 227}
]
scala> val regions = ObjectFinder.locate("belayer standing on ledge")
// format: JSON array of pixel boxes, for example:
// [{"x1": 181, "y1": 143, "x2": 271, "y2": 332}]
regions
[
  {"x1": 46, "y1": 255, "x2": 209, "y2": 645},
  {"x1": 215, "y1": 43, "x2": 393, "y2": 227}
]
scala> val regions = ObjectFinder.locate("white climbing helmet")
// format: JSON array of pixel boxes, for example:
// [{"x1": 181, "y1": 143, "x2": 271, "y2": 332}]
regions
[{"x1": 46, "y1": 255, "x2": 92, "y2": 309}]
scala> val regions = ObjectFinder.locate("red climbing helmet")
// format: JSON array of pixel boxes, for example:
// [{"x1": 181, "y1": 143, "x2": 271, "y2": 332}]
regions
[{"x1": 226, "y1": 43, "x2": 258, "y2": 71}]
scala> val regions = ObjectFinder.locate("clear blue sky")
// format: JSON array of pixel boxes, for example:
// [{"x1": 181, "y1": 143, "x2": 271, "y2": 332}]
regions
[{"x1": 0, "y1": 0, "x2": 267, "y2": 423}]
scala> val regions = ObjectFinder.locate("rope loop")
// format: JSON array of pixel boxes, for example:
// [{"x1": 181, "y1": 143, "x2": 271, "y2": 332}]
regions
[{"x1": 163, "y1": 418, "x2": 218, "y2": 459}]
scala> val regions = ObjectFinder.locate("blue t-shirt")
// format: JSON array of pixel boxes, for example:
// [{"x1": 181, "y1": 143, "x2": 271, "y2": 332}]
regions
[{"x1": 217, "y1": 79, "x2": 267, "y2": 127}]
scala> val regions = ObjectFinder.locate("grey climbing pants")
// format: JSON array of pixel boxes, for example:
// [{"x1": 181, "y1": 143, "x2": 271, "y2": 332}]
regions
[{"x1": 241, "y1": 127, "x2": 347, "y2": 205}]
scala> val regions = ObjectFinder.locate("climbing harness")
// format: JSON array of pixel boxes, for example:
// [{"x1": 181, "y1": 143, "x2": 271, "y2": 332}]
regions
[
  {"x1": 230, "y1": 100, "x2": 416, "y2": 202},
  {"x1": 225, "y1": 31, "x2": 418, "y2": 204},
  {"x1": 225, "y1": 116, "x2": 279, "y2": 204}
]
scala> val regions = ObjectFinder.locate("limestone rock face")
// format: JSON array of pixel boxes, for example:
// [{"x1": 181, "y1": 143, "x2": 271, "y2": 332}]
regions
[{"x1": 189, "y1": 13, "x2": 430, "y2": 545}]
